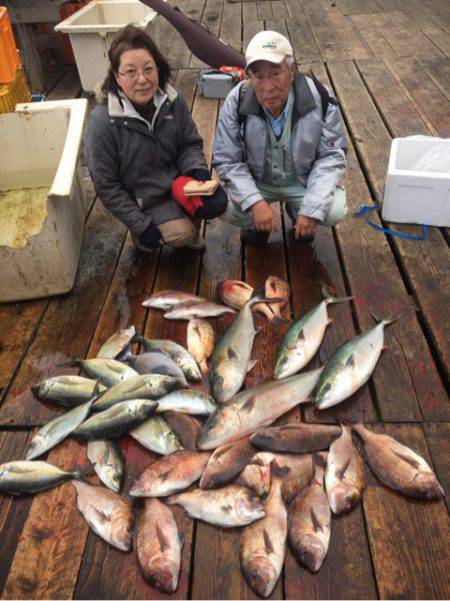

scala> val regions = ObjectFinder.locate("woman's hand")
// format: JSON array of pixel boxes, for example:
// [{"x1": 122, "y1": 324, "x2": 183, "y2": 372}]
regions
[
  {"x1": 251, "y1": 200, "x2": 277, "y2": 233},
  {"x1": 140, "y1": 222, "x2": 163, "y2": 249}
]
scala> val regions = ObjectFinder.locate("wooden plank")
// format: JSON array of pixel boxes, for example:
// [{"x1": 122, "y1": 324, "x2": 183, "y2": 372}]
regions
[
  {"x1": 271, "y1": 1, "x2": 290, "y2": 19},
  {"x1": 425, "y1": 28, "x2": 450, "y2": 57},
  {"x1": 419, "y1": 56, "x2": 450, "y2": 101},
  {"x1": 257, "y1": 0, "x2": 274, "y2": 20},
  {"x1": 362, "y1": 424, "x2": 450, "y2": 599},
  {"x1": 328, "y1": 59, "x2": 450, "y2": 413},
  {"x1": 327, "y1": 9, "x2": 374, "y2": 59},
  {"x1": 351, "y1": 14, "x2": 398, "y2": 60},
  {"x1": 285, "y1": 15, "x2": 322, "y2": 62},
  {"x1": 0, "y1": 202, "x2": 127, "y2": 426},
  {"x1": 355, "y1": 58, "x2": 450, "y2": 383},
  {"x1": 338, "y1": 0, "x2": 379, "y2": 15},
  {"x1": 264, "y1": 18, "x2": 289, "y2": 37},
  {"x1": 301, "y1": 0, "x2": 348, "y2": 60},
  {"x1": 220, "y1": 1, "x2": 243, "y2": 51},
  {"x1": 243, "y1": 2, "x2": 264, "y2": 50},
  {"x1": 385, "y1": 57, "x2": 450, "y2": 137},
  {"x1": 285, "y1": 0, "x2": 304, "y2": 17},
  {"x1": 164, "y1": 0, "x2": 192, "y2": 69},
  {"x1": 423, "y1": 423, "x2": 450, "y2": 512},
  {"x1": 46, "y1": 70, "x2": 82, "y2": 100},
  {"x1": 0, "y1": 430, "x2": 33, "y2": 596}
]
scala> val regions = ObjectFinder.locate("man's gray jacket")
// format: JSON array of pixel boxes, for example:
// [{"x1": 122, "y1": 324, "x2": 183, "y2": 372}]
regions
[
  {"x1": 83, "y1": 85, "x2": 208, "y2": 236},
  {"x1": 212, "y1": 72, "x2": 347, "y2": 222}
]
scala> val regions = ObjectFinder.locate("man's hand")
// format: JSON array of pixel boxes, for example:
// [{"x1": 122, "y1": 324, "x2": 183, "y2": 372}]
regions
[
  {"x1": 295, "y1": 215, "x2": 319, "y2": 239},
  {"x1": 251, "y1": 200, "x2": 277, "y2": 233}
]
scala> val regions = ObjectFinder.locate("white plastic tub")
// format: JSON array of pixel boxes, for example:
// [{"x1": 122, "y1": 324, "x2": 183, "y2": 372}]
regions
[
  {"x1": 383, "y1": 137, "x2": 450, "y2": 227},
  {"x1": 0, "y1": 98, "x2": 88, "y2": 302},
  {"x1": 54, "y1": 0, "x2": 160, "y2": 93}
]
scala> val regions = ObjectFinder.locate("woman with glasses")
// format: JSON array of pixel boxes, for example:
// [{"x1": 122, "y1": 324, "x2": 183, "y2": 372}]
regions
[{"x1": 84, "y1": 25, "x2": 227, "y2": 252}]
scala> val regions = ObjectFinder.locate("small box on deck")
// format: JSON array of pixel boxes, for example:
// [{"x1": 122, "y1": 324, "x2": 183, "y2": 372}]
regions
[
  {"x1": 197, "y1": 70, "x2": 239, "y2": 99},
  {"x1": 383, "y1": 137, "x2": 450, "y2": 227}
]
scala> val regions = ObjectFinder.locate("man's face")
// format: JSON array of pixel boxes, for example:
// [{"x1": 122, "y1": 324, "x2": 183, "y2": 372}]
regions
[{"x1": 249, "y1": 60, "x2": 295, "y2": 117}]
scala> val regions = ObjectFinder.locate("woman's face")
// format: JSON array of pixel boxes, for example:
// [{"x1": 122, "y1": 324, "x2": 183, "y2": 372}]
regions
[{"x1": 114, "y1": 48, "x2": 159, "y2": 105}]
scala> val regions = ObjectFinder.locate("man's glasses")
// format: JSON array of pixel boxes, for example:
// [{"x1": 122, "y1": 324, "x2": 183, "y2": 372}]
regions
[{"x1": 118, "y1": 66, "x2": 158, "y2": 81}]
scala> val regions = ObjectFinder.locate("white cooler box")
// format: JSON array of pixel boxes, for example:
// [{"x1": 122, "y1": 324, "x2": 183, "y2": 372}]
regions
[
  {"x1": 383, "y1": 136, "x2": 450, "y2": 227},
  {"x1": 55, "y1": 0, "x2": 160, "y2": 93},
  {"x1": 0, "y1": 99, "x2": 88, "y2": 302}
]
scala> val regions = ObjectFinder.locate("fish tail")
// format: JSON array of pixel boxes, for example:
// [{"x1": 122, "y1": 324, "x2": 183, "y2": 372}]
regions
[
  {"x1": 312, "y1": 452, "x2": 327, "y2": 469},
  {"x1": 351, "y1": 422, "x2": 366, "y2": 438},
  {"x1": 270, "y1": 458, "x2": 291, "y2": 480},
  {"x1": 56, "y1": 352, "x2": 80, "y2": 368},
  {"x1": 269, "y1": 315, "x2": 291, "y2": 328},
  {"x1": 370, "y1": 308, "x2": 403, "y2": 326},
  {"x1": 130, "y1": 332, "x2": 142, "y2": 344},
  {"x1": 322, "y1": 284, "x2": 353, "y2": 305},
  {"x1": 73, "y1": 463, "x2": 95, "y2": 482}
]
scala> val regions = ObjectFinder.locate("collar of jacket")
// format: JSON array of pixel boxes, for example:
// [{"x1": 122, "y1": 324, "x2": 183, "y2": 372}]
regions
[
  {"x1": 107, "y1": 84, "x2": 178, "y2": 119},
  {"x1": 239, "y1": 71, "x2": 316, "y2": 126}
]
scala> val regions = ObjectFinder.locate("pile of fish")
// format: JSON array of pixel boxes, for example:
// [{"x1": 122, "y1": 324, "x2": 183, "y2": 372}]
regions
[{"x1": 0, "y1": 282, "x2": 444, "y2": 598}]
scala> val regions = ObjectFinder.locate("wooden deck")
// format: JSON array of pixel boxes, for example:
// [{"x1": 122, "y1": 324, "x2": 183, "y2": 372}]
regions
[{"x1": 1, "y1": 0, "x2": 449, "y2": 598}]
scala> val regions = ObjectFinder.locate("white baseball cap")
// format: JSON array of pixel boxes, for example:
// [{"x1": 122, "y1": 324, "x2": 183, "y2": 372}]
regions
[{"x1": 245, "y1": 31, "x2": 294, "y2": 72}]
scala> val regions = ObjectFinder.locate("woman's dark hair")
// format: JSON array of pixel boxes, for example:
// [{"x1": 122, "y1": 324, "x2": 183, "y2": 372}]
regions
[{"x1": 101, "y1": 24, "x2": 171, "y2": 96}]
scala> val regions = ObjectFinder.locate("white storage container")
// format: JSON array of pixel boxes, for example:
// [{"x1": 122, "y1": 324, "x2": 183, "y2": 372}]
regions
[
  {"x1": 383, "y1": 137, "x2": 450, "y2": 227},
  {"x1": 55, "y1": 0, "x2": 160, "y2": 93},
  {"x1": 0, "y1": 99, "x2": 88, "y2": 302}
]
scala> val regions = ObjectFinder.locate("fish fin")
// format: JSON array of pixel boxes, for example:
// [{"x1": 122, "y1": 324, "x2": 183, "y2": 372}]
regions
[
  {"x1": 297, "y1": 329, "x2": 306, "y2": 342},
  {"x1": 336, "y1": 457, "x2": 351, "y2": 480},
  {"x1": 345, "y1": 354, "x2": 355, "y2": 369},
  {"x1": 370, "y1": 308, "x2": 402, "y2": 326},
  {"x1": 246, "y1": 359, "x2": 257, "y2": 373},
  {"x1": 90, "y1": 505, "x2": 110, "y2": 524},
  {"x1": 263, "y1": 529, "x2": 275, "y2": 554},
  {"x1": 242, "y1": 395, "x2": 257, "y2": 413},
  {"x1": 392, "y1": 450, "x2": 421, "y2": 470},
  {"x1": 270, "y1": 458, "x2": 291, "y2": 480},
  {"x1": 310, "y1": 507, "x2": 324, "y2": 532},
  {"x1": 156, "y1": 523, "x2": 170, "y2": 551},
  {"x1": 74, "y1": 464, "x2": 95, "y2": 481},
  {"x1": 56, "y1": 352, "x2": 79, "y2": 368},
  {"x1": 221, "y1": 504, "x2": 232, "y2": 514},
  {"x1": 227, "y1": 347, "x2": 238, "y2": 361},
  {"x1": 312, "y1": 452, "x2": 327, "y2": 470},
  {"x1": 322, "y1": 284, "x2": 353, "y2": 305},
  {"x1": 158, "y1": 469, "x2": 173, "y2": 482},
  {"x1": 213, "y1": 443, "x2": 233, "y2": 460}
]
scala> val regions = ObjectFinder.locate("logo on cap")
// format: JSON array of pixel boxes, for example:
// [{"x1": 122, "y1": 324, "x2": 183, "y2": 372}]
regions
[{"x1": 262, "y1": 42, "x2": 278, "y2": 49}]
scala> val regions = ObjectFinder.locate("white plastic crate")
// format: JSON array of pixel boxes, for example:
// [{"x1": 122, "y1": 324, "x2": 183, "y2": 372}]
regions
[
  {"x1": 55, "y1": 0, "x2": 160, "y2": 93},
  {"x1": 0, "y1": 99, "x2": 88, "y2": 302},
  {"x1": 382, "y1": 137, "x2": 450, "y2": 227}
]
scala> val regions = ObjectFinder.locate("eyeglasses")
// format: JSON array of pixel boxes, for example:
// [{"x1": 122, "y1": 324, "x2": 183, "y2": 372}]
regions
[
  {"x1": 117, "y1": 66, "x2": 158, "y2": 81},
  {"x1": 250, "y1": 70, "x2": 288, "y2": 86}
]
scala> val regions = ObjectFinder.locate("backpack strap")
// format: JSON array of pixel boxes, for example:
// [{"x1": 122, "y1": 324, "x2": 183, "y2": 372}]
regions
[
  {"x1": 237, "y1": 79, "x2": 252, "y2": 160},
  {"x1": 308, "y1": 69, "x2": 338, "y2": 121}
]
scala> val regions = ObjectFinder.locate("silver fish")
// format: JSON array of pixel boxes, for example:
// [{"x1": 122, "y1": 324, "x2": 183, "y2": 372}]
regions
[
  {"x1": 31, "y1": 375, "x2": 105, "y2": 407},
  {"x1": 167, "y1": 485, "x2": 266, "y2": 527},
  {"x1": 129, "y1": 450, "x2": 211, "y2": 497},
  {"x1": 288, "y1": 454, "x2": 331, "y2": 572},
  {"x1": 96, "y1": 325, "x2": 136, "y2": 359},
  {"x1": 164, "y1": 300, "x2": 236, "y2": 320},
  {"x1": 130, "y1": 415, "x2": 183, "y2": 455},
  {"x1": 142, "y1": 338, "x2": 202, "y2": 383},
  {"x1": 87, "y1": 439, "x2": 125, "y2": 493},
  {"x1": 92, "y1": 374, "x2": 184, "y2": 411},
  {"x1": 187, "y1": 318, "x2": 215, "y2": 374},
  {"x1": 315, "y1": 313, "x2": 399, "y2": 410},
  {"x1": 274, "y1": 286, "x2": 352, "y2": 380},
  {"x1": 0, "y1": 460, "x2": 90, "y2": 495},
  {"x1": 71, "y1": 357, "x2": 138, "y2": 387},
  {"x1": 142, "y1": 290, "x2": 205, "y2": 310},
  {"x1": 73, "y1": 480, "x2": 134, "y2": 551},
  {"x1": 353, "y1": 423, "x2": 444, "y2": 500},
  {"x1": 134, "y1": 498, "x2": 183, "y2": 593},
  {"x1": 155, "y1": 389, "x2": 217, "y2": 415},
  {"x1": 325, "y1": 423, "x2": 366, "y2": 514},
  {"x1": 240, "y1": 461, "x2": 288, "y2": 598},
  {"x1": 26, "y1": 400, "x2": 94, "y2": 460},
  {"x1": 198, "y1": 367, "x2": 324, "y2": 450},
  {"x1": 73, "y1": 399, "x2": 157, "y2": 440},
  {"x1": 209, "y1": 295, "x2": 281, "y2": 403},
  {"x1": 129, "y1": 351, "x2": 187, "y2": 384}
]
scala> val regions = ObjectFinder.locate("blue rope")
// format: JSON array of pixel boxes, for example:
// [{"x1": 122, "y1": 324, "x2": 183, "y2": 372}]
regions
[{"x1": 352, "y1": 203, "x2": 428, "y2": 240}]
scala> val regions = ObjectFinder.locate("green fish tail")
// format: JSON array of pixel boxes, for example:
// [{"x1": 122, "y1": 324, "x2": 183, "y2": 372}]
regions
[
  {"x1": 370, "y1": 308, "x2": 403, "y2": 326},
  {"x1": 322, "y1": 285, "x2": 352, "y2": 305}
]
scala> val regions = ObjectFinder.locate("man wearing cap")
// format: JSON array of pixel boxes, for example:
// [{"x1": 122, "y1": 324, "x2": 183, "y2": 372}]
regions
[{"x1": 212, "y1": 31, "x2": 347, "y2": 242}]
